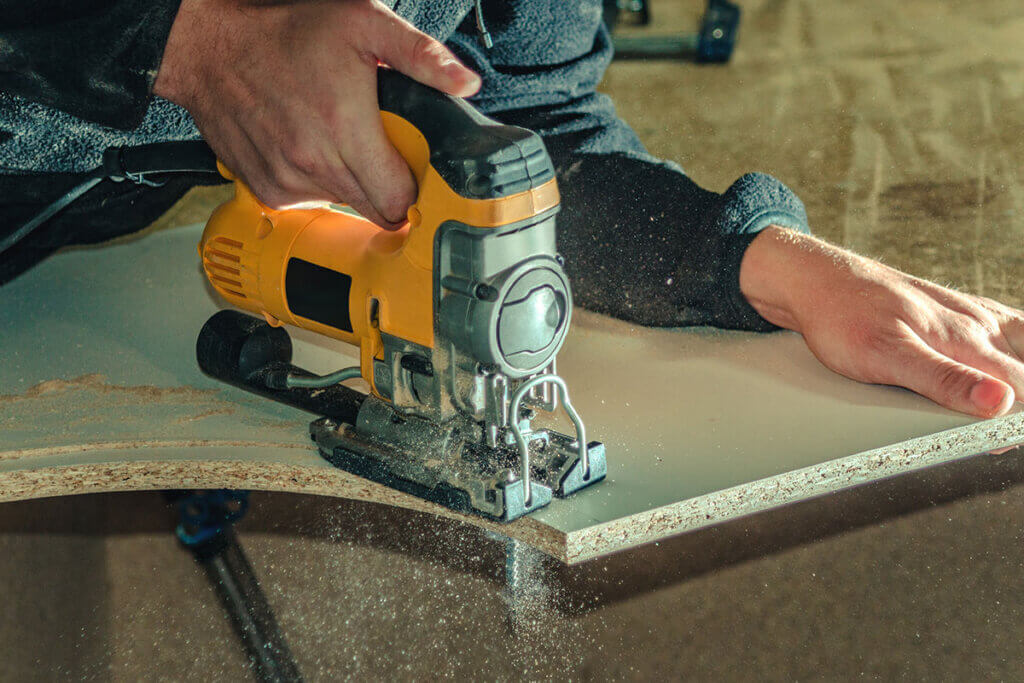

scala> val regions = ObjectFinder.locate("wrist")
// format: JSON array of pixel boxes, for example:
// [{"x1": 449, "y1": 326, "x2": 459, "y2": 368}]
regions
[
  {"x1": 736, "y1": 227, "x2": 803, "y2": 330},
  {"x1": 154, "y1": 0, "x2": 219, "y2": 107},
  {"x1": 739, "y1": 226, "x2": 857, "y2": 332},
  {"x1": 154, "y1": 0, "x2": 192, "y2": 104}
]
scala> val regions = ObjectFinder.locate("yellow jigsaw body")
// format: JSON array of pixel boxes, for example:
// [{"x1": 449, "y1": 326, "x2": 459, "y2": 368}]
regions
[
  {"x1": 194, "y1": 69, "x2": 604, "y2": 521},
  {"x1": 200, "y1": 112, "x2": 558, "y2": 400}
]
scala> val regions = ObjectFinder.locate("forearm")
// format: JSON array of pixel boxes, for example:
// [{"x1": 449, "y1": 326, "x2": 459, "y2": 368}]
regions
[
  {"x1": 477, "y1": 71, "x2": 811, "y2": 329},
  {"x1": 0, "y1": 0, "x2": 181, "y2": 128},
  {"x1": 739, "y1": 226, "x2": 825, "y2": 331},
  {"x1": 444, "y1": 0, "x2": 812, "y2": 329},
  {"x1": 537, "y1": 125, "x2": 812, "y2": 330},
  {"x1": 545, "y1": 146, "x2": 798, "y2": 330},
  {"x1": 739, "y1": 226, "x2": 904, "y2": 333}
]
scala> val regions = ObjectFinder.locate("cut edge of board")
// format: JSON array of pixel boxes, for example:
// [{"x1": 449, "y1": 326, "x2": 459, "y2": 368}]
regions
[
  {"x1": 0, "y1": 446, "x2": 571, "y2": 563},
  {"x1": 1, "y1": 412, "x2": 1021, "y2": 566},
  {"x1": 560, "y1": 411, "x2": 1024, "y2": 564}
]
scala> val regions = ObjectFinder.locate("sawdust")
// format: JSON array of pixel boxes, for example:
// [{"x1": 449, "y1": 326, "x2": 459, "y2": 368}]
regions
[
  {"x1": 0, "y1": 373, "x2": 215, "y2": 403},
  {"x1": 0, "y1": 368, "x2": 570, "y2": 558},
  {"x1": 173, "y1": 407, "x2": 235, "y2": 424},
  {"x1": 0, "y1": 440, "x2": 309, "y2": 462},
  {"x1": 240, "y1": 500, "x2": 594, "y2": 680},
  {"x1": 0, "y1": 372, "x2": 308, "y2": 466},
  {"x1": 4, "y1": 0, "x2": 1024, "y2": 678}
]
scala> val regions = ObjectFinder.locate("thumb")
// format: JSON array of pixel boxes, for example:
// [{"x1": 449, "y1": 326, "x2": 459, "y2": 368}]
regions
[
  {"x1": 371, "y1": 11, "x2": 481, "y2": 97},
  {"x1": 886, "y1": 331, "x2": 1014, "y2": 417}
]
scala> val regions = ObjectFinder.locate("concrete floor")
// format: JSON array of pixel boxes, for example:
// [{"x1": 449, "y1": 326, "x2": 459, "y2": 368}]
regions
[{"x1": 3, "y1": 0, "x2": 1024, "y2": 679}]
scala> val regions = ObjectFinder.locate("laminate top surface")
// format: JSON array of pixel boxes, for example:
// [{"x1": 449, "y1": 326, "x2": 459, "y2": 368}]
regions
[{"x1": 1, "y1": 223, "x2": 1021, "y2": 562}]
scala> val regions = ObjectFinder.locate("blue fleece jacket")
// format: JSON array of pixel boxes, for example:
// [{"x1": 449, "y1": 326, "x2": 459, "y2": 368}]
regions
[{"x1": 0, "y1": 0, "x2": 810, "y2": 330}]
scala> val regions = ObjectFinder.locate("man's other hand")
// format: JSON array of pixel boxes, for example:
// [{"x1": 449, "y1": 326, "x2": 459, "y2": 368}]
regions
[
  {"x1": 154, "y1": 0, "x2": 481, "y2": 228},
  {"x1": 740, "y1": 227, "x2": 1024, "y2": 418}
]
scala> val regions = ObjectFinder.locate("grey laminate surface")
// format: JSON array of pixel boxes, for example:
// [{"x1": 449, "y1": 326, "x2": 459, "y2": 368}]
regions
[{"x1": 1, "y1": 223, "x2": 1022, "y2": 562}]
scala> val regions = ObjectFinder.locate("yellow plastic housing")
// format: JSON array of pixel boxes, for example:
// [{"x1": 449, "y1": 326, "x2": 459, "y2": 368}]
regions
[{"x1": 199, "y1": 113, "x2": 559, "y2": 397}]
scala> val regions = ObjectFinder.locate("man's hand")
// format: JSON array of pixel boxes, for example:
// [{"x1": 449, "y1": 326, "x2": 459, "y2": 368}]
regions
[
  {"x1": 740, "y1": 227, "x2": 1024, "y2": 418},
  {"x1": 154, "y1": 0, "x2": 481, "y2": 228}
]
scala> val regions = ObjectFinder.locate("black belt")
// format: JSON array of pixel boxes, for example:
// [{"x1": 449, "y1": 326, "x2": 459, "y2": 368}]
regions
[{"x1": 0, "y1": 140, "x2": 219, "y2": 256}]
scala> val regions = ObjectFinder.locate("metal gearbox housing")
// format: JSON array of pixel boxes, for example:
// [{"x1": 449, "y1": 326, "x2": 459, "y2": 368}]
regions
[{"x1": 313, "y1": 209, "x2": 607, "y2": 521}]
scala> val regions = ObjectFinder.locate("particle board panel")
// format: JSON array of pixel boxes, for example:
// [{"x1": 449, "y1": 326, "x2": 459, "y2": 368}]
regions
[{"x1": 1, "y1": 223, "x2": 1022, "y2": 564}]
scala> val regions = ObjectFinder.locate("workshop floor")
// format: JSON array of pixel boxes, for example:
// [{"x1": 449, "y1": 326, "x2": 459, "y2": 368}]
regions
[{"x1": 3, "y1": 0, "x2": 1024, "y2": 680}]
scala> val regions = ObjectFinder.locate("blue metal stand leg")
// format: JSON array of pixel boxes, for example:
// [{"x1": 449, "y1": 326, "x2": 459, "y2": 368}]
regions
[{"x1": 172, "y1": 490, "x2": 303, "y2": 683}]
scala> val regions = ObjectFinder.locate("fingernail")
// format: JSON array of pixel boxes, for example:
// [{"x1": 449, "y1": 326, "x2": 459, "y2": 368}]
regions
[
  {"x1": 970, "y1": 380, "x2": 1008, "y2": 413},
  {"x1": 461, "y1": 72, "x2": 482, "y2": 94},
  {"x1": 444, "y1": 61, "x2": 480, "y2": 88}
]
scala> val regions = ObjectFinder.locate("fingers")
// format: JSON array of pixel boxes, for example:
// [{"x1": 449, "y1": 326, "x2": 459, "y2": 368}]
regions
[
  {"x1": 951, "y1": 342, "x2": 1024, "y2": 407},
  {"x1": 946, "y1": 329, "x2": 1024, "y2": 397},
  {"x1": 186, "y1": 0, "x2": 470, "y2": 227},
  {"x1": 372, "y1": 10, "x2": 481, "y2": 97},
  {"x1": 883, "y1": 329, "x2": 1014, "y2": 418},
  {"x1": 324, "y1": 6, "x2": 480, "y2": 224},
  {"x1": 1004, "y1": 315, "x2": 1024, "y2": 359},
  {"x1": 330, "y1": 67, "x2": 417, "y2": 226},
  {"x1": 225, "y1": 75, "x2": 411, "y2": 225},
  {"x1": 309, "y1": 147, "x2": 405, "y2": 229},
  {"x1": 925, "y1": 304, "x2": 1024, "y2": 405},
  {"x1": 198, "y1": 117, "x2": 304, "y2": 209},
  {"x1": 212, "y1": 114, "x2": 400, "y2": 226},
  {"x1": 229, "y1": 124, "x2": 339, "y2": 209}
]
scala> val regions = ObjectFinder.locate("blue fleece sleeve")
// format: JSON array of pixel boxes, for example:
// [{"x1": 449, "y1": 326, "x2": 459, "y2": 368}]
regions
[
  {"x1": 0, "y1": 0, "x2": 182, "y2": 130},
  {"x1": 446, "y1": 2, "x2": 810, "y2": 330}
]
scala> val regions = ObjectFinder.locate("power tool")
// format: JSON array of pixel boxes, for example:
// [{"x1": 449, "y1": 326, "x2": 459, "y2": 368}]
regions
[{"x1": 195, "y1": 69, "x2": 607, "y2": 521}]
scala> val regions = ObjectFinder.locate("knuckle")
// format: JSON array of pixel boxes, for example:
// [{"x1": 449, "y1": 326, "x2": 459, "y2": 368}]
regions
[
  {"x1": 932, "y1": 360, "x2": 974, "y2": 397},
  {"x1": 353, "y1": 48, "x2": 380, "y2": 69},
  {"x1": 381, "y1": 186, "x2": 413, "y2": 218},
  {"x1": 281, "y1": 145, "x2": 321, "y2": 177},
  {"x1": 967, "y1": 303, "x2": 1000, "y2": 330},
  {"x1": 951, "y1": 316, "x2": 997, "y2": 348},
  {"x1": 410, "y1": 33, "x2": 446, "y2": 64},
  {"x1": 850, "y1": 323, "x2": 902, "y2": 358},
  {"x1": 269, "y1": 167, "x2": 312, "y2": 201},
  {"x1": 259, "y1": 188, "x2": 290, "y2": 210},
  {"x1": 270, "y1": 169, "x2": 300, "y2": 194}
]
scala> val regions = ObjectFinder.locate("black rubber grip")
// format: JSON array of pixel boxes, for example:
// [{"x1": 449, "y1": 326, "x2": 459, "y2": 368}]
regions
[
  {"x1": 376, "y1": 69, "x2": 555, "y2": 200},
  {"x1": 197, "y1": 311, "x2": 364, "y2": 423}
]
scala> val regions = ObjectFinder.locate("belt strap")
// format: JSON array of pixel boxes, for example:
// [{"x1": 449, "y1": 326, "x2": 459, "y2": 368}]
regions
[{"x1": 1, "y1": 140, "x2": 218, "y2": 256}]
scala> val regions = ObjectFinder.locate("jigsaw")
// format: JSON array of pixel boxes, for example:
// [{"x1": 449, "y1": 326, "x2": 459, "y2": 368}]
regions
[{"x1": 195, "y1": 69, "x2": 607, "y2": 521}]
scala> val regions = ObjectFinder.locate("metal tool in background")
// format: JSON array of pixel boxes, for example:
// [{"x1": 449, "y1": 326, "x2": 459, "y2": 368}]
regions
[
  {"x1": 605, "y1": 0, "x2": 741, "y2": 63},
  {"x1": 169, "y1": 490, "x2": 303, "y2": 683},
  {"x1": 196, "y1": 69, "x2": 607, "y2": 523}
]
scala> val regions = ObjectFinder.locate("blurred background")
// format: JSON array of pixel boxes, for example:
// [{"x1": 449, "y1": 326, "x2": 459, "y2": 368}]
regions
[{"x1": 2, "y1": 0, "x2": 1023, "y2": 679}]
